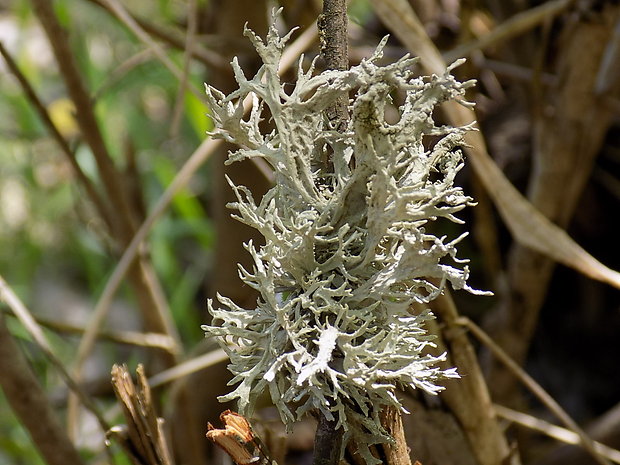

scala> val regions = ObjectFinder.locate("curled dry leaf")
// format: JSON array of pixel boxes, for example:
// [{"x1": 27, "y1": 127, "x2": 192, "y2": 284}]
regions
[{"x1": 207, "y1": 410, "x2": 269, "y2": 465}]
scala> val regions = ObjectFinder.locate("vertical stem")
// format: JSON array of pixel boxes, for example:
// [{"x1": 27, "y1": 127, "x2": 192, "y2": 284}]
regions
[
  {"x1": 313, "y1": 414, "x2": 344, "y2": 465},
  {"x1": 318, "y1": 0, "x2": 349, "y2": 130},
  {"x1": 313, "y1": 1, "x2": 348, "y2": 464}
]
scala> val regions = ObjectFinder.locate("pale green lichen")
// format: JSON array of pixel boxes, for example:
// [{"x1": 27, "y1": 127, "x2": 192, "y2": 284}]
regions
[{"x1": 202, "y1": 16, "x2": 483, "y2": 463}]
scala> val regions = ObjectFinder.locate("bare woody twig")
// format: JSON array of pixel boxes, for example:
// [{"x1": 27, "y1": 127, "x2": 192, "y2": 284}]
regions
[
  {"x1": 421, "y1": 287, "x2": 512, "y2": 465},
  {"x1": 313, "y1": 415, "x2": 344, "y2": 465},
  {"x1": 0, "y1": 275, "x2": 110, "y2": 432},
  {"x1": 313, "y1": 1, "x2": 349, "y2": 463},
  {"x1": 148, "y1": 349, "x2": 228, "y2": 389},
  {"x1": 0, "y1": 312, "x2": 86, "y2": 465},
  {"x1": 443, "y1": 0, "x2": 573, "y2": 63},
  {"x1": 29, "y1": 0, "x2": 181, "y2": 439},
  {"x1": 170, "y1": 0, "x2": 199, "y2": 137},
  {"x1": 318, "y1": 0, "x2": 349, "y2": 130},
  {"x1": 85, "y1": 0, "x2": 227, "y2": 70},
  {"x1": 30, "y1": 0, "x2": 181, "y2": 348},
  {"x1": 380, "y1": 406, "x2": 413, "y2": 465},
  {"x1": 99, "y1": 0, "x2": 206, "y2": 103},
  {"x1": 30, "y1": 0, "x2": 136, "y2": 241},
  {"x1": 0, "y1": 308, "x2": 176, "y2": 351},
  {"x1": 494, "y1": 404, "x2": 620, "y2": 464}
]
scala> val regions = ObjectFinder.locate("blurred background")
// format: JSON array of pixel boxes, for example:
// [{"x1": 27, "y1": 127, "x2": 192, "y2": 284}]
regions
[{"x1": 1, "y1": 1, "x2": 619, "y2": 464}]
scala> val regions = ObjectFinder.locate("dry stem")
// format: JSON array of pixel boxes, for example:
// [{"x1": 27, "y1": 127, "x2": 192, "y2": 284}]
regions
[
  {"x1": 460, "y1": 317, "x2": 612, "y2": 465},
  {"x1": 313, "y1": 1, "x2": 349, "y2": 462},
  {"x1": 0, "y1": 312, "x2": 86, "y2": 465}
]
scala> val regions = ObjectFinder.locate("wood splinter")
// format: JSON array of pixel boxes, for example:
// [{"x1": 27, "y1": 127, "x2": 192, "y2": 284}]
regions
[{"x1": 207, "y1": 410, "x2": 270, "y2": 465}]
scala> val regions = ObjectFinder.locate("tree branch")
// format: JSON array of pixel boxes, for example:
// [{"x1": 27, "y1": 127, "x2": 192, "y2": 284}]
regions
[
  {"x1": 318, "y1": 0, "x2": 349, "y2": 130},
  {"x1": 30, "y1": 0, "x2": 136, "y2": 241},
  {"x1": 0, "y1": 312, "x2": 86, "y2": 465},
  {"x1": 313, "y1": 414, "x2": 344, "y2": 465}
]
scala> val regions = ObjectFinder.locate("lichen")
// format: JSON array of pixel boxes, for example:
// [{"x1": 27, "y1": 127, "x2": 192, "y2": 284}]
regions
[{"x1": 202, "y1": 16, "x2": 483, "y2": 463}]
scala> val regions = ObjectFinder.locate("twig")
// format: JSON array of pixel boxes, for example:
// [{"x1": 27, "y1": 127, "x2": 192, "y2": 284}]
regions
[
  {"x1": 30, "y1": 0, "x2": 135, "y2": 241},
  {"x1": 148, "y1": 349, "x2": 228, "y2": 389},
  {"x1": 0, "y1": 312, "x2": 87, "y2": 465},
  {"x1": 595, "y1": 15, "x2": 620, "y2": 95},
  {"x1": 0, "y1": 308, "x2": 176, "y2": 351},
  {"x1": 380, "y1": 406, "x2": 413, "y2": 465},
  {"x1": 443, "y1": 0, "x2": 574, "y2": 63},
  {"x1": 109, "y1": 364, "x2": 175, "y2": 465},
  {"x1": 473, "y1": 56, "x2": 558, "y2": 87},
  {"x1": 86, "y1": 0, "x2": 227, "y2": 70},
  {"x1": 0, "y1": 41, "x2": 112, "y2": 229},
  {"x1": 0, "y1": 275, "x2": 110, "y2": 432},
  {"x1": 318, "y1": 0, "x2": 349, "y2": 130},
  {"x1": 99, "y1": 0, "x2": 206, "y2": 103},
  {"x1": 313, "y1": 414, "x2": 344, "y2": 465},
  {"x1": 30, "y1": 0, "x2": 180, "y2": 437},
  {"x1": 421, "y1": 288, "x2": 513, "y2": 465},
  {"x1": 93, "y1": 47, "x2": 161, "y2": 101},
  {"x1": 169, "y1": 0, "x2": 199, "y2": 137},
  {"x1": 494, "y1": 404, "x2": 620, "y2": 464},
  {"x1": 77, "y1": 137, "x2": 220, "y2": 390},
  {"x1": 458, "y1": 316, "x2": 613, "y2": 465},
  {"x1": 313, "y1": 1, "x2": 348, "y2": 463},
  {"x1": 483, "y1": 2, "x2": 620, "y2": 406}
]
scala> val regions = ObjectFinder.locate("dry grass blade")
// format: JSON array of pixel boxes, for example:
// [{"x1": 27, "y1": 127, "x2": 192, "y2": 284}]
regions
[
  {"x1": 110, "y1": 364, "x2": 174, "y2": 465},
  {"x1": 371, "y1": 0, "x2": 620, "y2": 289},
  {"x1": 459, "y1": 317, "x2": 612, "y2": 465},
  {"x1": 148, "y1": 348, "x2": 228, "y2": 389},
  {"x1": 494, "y1": 405, "x2": 620, "y2": 464}
]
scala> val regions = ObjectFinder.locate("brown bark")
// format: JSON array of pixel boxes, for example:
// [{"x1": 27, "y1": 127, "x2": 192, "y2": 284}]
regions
[
  {"x1": 313, "y1": 1, "x2": 350, "y2": 463},
  {"x1": 0, "y1": 313, "x2": 86, "y2": 465},
  {"x1": 318, "y1": 0, "x2": 349, "y2": 130}
]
